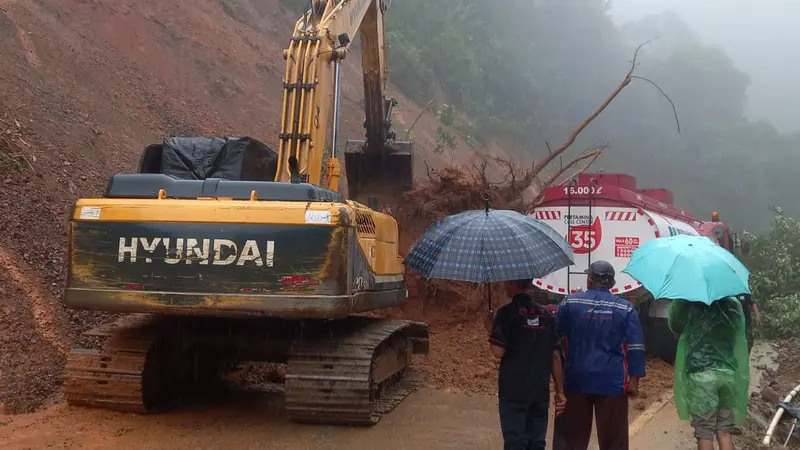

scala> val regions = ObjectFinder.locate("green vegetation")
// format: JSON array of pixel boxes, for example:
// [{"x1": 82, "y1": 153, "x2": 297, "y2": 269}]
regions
[
  {"x1": 434, "y1": 104, "x2": 457, "y2": 154},
  {"x1": 383, "y1": 1, "x2": 800, "y2": 231},
  {"x1": 745, "y1": 208, "x2": 800, "y2": 338}
]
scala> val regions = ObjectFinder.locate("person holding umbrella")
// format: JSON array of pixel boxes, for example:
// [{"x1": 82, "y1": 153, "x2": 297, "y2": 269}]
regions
[
  {"x1": 403, "y1": 206, "x2": 575, "y2": 450},
  {"x1": 623, "y1": 235, "x2": 750, "y2": 450},
  {"x1": 667, "y1": 297, "x2": 747, "y2": 450},
  {"x1": 484, "y1": 278, "x2": 567, "y2": 450}
]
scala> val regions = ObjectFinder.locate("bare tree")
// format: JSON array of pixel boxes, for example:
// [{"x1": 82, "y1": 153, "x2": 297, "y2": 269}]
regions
[
  {"x1": 525, "y1": 40, "x2": 679, "y2": 203},
  {"x1": 397, "y1": 42, "x2": 680, "y2": 318}
]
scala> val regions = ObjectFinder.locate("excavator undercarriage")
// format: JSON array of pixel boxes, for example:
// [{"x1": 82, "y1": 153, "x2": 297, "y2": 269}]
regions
[{"x1": 65, "y1": 314, "x2": 428, "y2": 425}]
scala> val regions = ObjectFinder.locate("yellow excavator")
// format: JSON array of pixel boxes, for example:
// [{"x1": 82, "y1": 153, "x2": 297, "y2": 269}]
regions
[{"x1": 62, "y1": 0, "x2": 428, "y2": 426}]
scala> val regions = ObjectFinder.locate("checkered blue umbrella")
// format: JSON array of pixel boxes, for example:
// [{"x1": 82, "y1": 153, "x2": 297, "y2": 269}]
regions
[{"x1": 404, "y1": 209, "x2": 574, "y2": 283}]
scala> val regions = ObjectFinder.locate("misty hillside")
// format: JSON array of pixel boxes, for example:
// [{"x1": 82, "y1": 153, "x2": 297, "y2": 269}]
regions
[
  {"x1": 384, "y1": 0, "x2": 800, "y2": 231},
  {"x1": 1, "y1": 0, "x2": 796, "y2": 238},
  {"x1": 612, "y1": 0, "x2": 800, "y2": 134}
]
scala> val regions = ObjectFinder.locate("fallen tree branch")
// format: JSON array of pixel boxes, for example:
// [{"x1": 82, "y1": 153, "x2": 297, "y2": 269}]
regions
[
  {"x1": 543, "y1": 146, "x2": 606, "y2": 187},
  {"x1": 404, "y1": 40, "x2": 678, "y2": 217},
  {"x1": 8, "y1": 152, "x2": 36, "y2": 174},
  {"x1": 531, "y1": 41, "x2": 651, "y2": 180},
  {"x1": 558, "y1": 152, "x2": 602, "y2": 185},
  {"x1": 530, "y1": 39, "x2": 682, "y2": 190},
  {"x1": 0, "y1": 119, "x2": 37, "y2": 174},
  {"x1": 404, "y1": 97, "x2": 436, "y2": 141},
  {"x1": 630, "y1": 75, "x2": 681, "y2": 133}
]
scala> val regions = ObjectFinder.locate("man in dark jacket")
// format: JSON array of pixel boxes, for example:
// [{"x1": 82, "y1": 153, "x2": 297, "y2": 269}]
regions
[
  {"x1": 485, "y1": 279, "x2": 566, "y2": 450},
  {"x1": 553, "y1": 261, "x2": 646, "y2": 450}
]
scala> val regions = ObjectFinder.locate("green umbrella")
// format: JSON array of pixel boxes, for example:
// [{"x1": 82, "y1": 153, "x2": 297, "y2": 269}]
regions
[{"x1": 622, "y1": 235, "x2": 750, "y2": 304}]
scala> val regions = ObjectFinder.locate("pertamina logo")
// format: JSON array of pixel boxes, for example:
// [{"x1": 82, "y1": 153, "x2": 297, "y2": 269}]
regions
[
  {"x1": 567, "y1": 217, "x2": 603, "y2": 254},
  {"x1": 668, "y1": 226, "x2": 693, "y2": 237}
]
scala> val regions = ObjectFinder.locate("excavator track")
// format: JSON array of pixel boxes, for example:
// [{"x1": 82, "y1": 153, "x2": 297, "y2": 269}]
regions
[
  {"x1": 63, "y1": 315, "x2": 429, "y2": 425},
  {"x1": 64, "y1": 315, "x2": 166, "y2": 413},
  {"x1": 285, "y1": 317, "x2": 428, "y2": 425}
]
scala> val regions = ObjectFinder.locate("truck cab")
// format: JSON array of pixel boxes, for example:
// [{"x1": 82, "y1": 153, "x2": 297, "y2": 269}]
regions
[{"x1": 695, "y1": 212, "x2": 749, "y2": 256}]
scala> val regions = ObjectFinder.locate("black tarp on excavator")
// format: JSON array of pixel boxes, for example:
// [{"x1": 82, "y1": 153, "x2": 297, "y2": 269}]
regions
[{"x1": 138, "y1": 136, "x2": 279, "y2": 181}]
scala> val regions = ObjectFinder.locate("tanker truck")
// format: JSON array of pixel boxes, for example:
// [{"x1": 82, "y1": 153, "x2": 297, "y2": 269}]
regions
[{"x1": 527, "y1": 173, "x2": 749, "y2": 364}]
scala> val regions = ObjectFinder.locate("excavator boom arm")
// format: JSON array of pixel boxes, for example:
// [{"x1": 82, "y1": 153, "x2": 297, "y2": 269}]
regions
[{"x1": 275, "y1": 0, "x2": 411, "y2": 201}]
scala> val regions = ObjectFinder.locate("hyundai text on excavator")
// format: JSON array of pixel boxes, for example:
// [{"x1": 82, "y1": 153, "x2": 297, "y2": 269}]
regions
[{"x1": 61, "y1": 0, "x2": 428, "y2": 426}]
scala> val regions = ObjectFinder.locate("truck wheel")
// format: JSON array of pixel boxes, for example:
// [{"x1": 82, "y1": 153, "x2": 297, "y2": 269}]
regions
[
  {"x1": 638, "y1": 301, "x2": 677, "y2": 365},
  {"x1": 646, "y1": 317, "x2": 676, "y2": 365}
]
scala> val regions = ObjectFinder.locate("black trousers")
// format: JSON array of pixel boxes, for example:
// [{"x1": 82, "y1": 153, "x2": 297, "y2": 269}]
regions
[
  {"x1": 499, "y1": 398, "x2": 550, "y2": 450},
  {"x1": 553, "y1": 392, "x2": 629, "y2": 450}
]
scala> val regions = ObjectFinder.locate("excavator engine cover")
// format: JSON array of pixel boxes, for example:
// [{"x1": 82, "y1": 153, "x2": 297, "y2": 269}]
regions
[{"x1": 343, "y1": 139, "x2": 413, "y2": 205}]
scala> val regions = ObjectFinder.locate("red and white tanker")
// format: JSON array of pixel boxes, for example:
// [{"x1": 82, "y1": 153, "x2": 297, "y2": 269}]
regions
[{"x1": 527, "y1": 173, "x2": 748, "y2": 362}]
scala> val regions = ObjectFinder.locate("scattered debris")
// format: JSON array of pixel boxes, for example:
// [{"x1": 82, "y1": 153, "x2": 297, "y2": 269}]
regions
[
  {"x1": 0, "y1": 116, "x2": 36, "y2": 174},
  {"x1": 737, "y1": 340, "x2": 800, "y2": 448}
]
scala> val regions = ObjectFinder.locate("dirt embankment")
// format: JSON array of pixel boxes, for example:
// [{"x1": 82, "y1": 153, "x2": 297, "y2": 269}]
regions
[
  {"x1": 738, "y1": 339, "x2": 800, "y2": 449},
  {"x1": 0, "y1": 0, "x2": 512, "y2": 414}
]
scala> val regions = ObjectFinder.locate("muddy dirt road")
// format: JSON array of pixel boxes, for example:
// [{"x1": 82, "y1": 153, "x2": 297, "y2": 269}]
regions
[
  {"x1": 0, "y1": 386, "x2": 656, "y2": 450},
  {"x1": 0, "y1": 346, "x2": 773, "y2": 450},
  {"x1": 2, "y1": 388, "x2": 500, "y2": 450},
  {"x1": 628, "y1": 342, "x2": 780, "y2": 450}
]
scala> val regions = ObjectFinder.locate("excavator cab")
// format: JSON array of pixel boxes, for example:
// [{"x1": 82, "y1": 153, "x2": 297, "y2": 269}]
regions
[{"x1": 343, "y1": 97, "x2": 414, "y2": 206}]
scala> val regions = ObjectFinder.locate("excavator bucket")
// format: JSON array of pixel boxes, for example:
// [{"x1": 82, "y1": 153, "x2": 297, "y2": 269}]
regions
[{"x1": 343, "y1": 139, "x2": 414, "y2": 206}]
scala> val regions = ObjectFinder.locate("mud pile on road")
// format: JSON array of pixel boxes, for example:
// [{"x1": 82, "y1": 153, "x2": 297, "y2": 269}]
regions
[
  {"x1": 371, "y1": 161, "x2": 528, "y2": 394},
  {"x1": 376, "y1": 160, "x2": 678, "y2": 398},
  {"x1": 395, "y1": 158, "x2": 534, "y2": 317}
]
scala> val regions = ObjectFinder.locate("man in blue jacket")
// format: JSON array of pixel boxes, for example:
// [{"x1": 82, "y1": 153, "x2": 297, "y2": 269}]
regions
[{"x1": 553, "y1": 260, "x2": 646, "y2": 450}]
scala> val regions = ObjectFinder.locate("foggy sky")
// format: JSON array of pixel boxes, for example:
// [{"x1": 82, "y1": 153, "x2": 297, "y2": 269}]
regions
[{"x1": 611, "y1": 0, "x2": 800, "y2": 132}]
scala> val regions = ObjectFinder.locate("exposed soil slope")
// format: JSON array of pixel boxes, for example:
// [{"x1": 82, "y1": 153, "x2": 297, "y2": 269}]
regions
[{"x1": 0, "y1": 0, "x2": 505, "y2": 413}]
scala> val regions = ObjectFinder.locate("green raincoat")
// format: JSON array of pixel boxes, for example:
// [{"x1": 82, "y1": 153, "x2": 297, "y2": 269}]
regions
[{"x1": 667, "y1": 297, "x2": 750, "y2": 426}]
